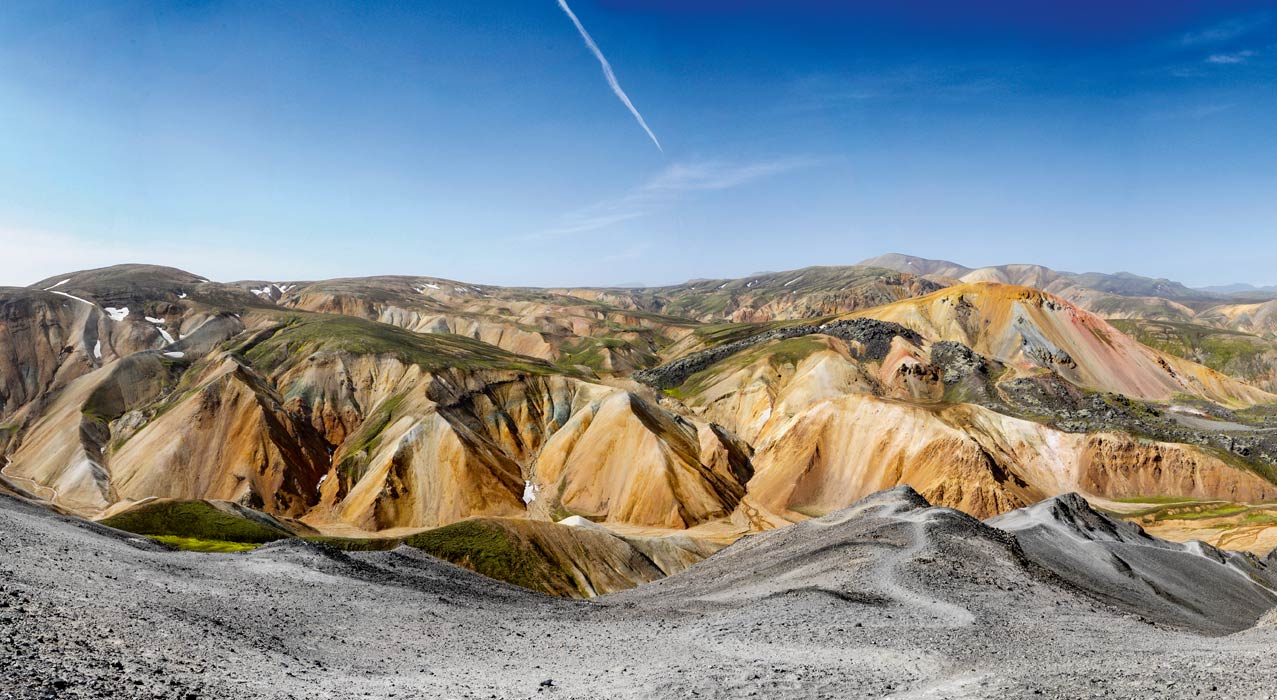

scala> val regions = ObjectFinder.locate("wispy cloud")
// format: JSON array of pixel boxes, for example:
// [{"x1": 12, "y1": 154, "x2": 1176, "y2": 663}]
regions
[
  {"x1": 785, "y1": 67, "x2": 1011, "y2": 115},
  {"x1": 556, "y1": 0, "x2": 662, "y2": 152},
  {"x1": 1180, "y1": 13, "x2": 1271, "y2": 46},
  {"x1": 533, "y1": 158, "x2": 817, "y2": 239},
  {"x1": 1206, "y1": 50, "x2": 1256, "y2": 64},
  {"x1": 1143, "y1": 102, "x2": 1235, "y2": 122}
]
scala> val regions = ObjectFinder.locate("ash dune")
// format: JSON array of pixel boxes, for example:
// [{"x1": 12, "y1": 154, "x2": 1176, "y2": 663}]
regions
[{"x1": 7, "y1": 487, "x2": 1277, "y2": 699}]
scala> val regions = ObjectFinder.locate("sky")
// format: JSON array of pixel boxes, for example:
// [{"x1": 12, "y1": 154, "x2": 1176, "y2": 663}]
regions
[{"x1": 0, "y1": 1, "x2": 1275, "y2": 288}]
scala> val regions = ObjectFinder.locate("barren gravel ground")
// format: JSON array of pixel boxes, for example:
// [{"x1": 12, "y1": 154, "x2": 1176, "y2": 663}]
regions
[{"x1": 4, "y1": 489, "x2": 1277, "y2": 700}]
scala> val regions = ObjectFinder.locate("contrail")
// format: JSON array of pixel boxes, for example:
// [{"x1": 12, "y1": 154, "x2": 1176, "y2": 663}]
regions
[{"x1": 556, "y1": 0, "x2": 663, "y2": 152}]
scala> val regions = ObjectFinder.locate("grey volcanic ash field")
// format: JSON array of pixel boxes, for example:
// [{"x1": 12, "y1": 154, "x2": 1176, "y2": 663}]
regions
[{"x1": 5, "y1": 488, "x2": 1277, "y2": 699}]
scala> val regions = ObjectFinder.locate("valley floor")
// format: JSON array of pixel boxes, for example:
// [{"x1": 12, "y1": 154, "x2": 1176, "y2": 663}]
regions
[{"x1": 3, "y1": 491, "x2": 1277, "y2": 700}]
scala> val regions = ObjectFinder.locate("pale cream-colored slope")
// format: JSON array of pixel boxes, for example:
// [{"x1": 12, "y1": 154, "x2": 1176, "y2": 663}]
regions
[
  {"x1": 109, "y1": 357, "x2": 329, "y2": 517},
  {"x1": 323, "y1": 406, "x2": 527, "y2": 531},
  {"x1": 960, "y1": 264, "x2": 1064, "y2": 289},
  {"x1": 668, "y1": 332, "x2": 951, "y2": 451},
  {"x1": 284, "y1": 287, "x2": 687, "y2": 371},
  {"x1": 531, "y1": 391, "x2": 749, "y2": 529},
  {"x1": 745, "y1": 395, "x2": 1037, "y2": 520},
  {"x1": 743, "y1": 393, "x2": 1277, "y2": 522},
  {"x1": 3, "y1": 369, "x2": 114, "y2": 513},
  {"x1": 2, "y1": 354, "x2": 177, "y2": 514},
  {"x1": 677, "y1": 336, "x2": 880, "y2": 444},
  {"x1": 1050, "y1": 286, "x2": 1197, "y2": 323},
  {"x1": 291, "y1": 355, "x2": 751, "y2": 532},
  {"x1": 1198, "y1": 299, "x2": 1277, "y2": 337},
  {"x1": 849, "y1": 283, "x2": 1275, "y2": 407},
  {"x1": 303, "y1": 368, "x2": 589, "y2": 531}
]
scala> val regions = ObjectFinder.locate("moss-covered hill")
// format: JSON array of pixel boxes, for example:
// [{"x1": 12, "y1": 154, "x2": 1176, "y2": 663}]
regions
[{"x1": 1109, "y1": 319, "x2": 1277, "y2": 392}]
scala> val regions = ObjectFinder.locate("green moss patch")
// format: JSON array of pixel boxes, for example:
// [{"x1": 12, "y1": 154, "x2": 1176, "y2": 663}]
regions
[
  {"x1": 99, "y1": 500, "x2": 293, "y2": 544},
  {"x1": 148, "y1": 535, "x2": 262, "y2": 553},
  {"x1": 402, "y1": 519, "x2": 557, "y2": 593},
  {"x1": 235, "y1": 314, "x2": 564, "y2": 376}
]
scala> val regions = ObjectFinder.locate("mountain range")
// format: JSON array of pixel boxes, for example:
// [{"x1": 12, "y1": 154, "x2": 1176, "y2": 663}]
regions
[
  {"x1": 6, "y1": 254, "x2": 1277, "y2": 695},
  {"x1": 2, "y1": 255, "x2": 1277, "y2": 580}
]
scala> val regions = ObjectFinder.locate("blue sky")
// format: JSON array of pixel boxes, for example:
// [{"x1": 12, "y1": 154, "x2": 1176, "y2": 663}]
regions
[{"x1": 0, "y1": 1, "x2": 1274, "y2": 287}]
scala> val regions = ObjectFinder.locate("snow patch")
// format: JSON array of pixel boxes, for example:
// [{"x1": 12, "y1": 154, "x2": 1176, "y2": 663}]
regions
[
  {"x1": 784, "y1": 276, "x2": 803, "y2": 287},
  {"x1": 46, "y1": 279, "x2": 71, "y2": 290},
  {"x1": 250, "y1": 286, "x2": 275, "y2": 297},
  {"x1": 177, "y1": 292, "x2": 188, "y2": 299},
  {"x1": 317, "y1": 473, "x2": 328, "y2": 494},
  {"x1": 163, "y1": 351, "x2": 185, "y2": 359},
  {"x1": 522, "y1": 481, "x2": 540, "y2": 505},
  {"x1": 559, "y1": 515, "x2": 607, "y2": 531},
  {"x1": 93, "y1": 340, "x2": 102, "y2": 360},
  {"x1": 145, "y1": 316, "x2": 165, "y2": 324},
  {"x1": 156, "y1": 328, "x2": 176, "y2": 345},
  {"x1": 50, "y1": 290, "x2": 93, "y2": 306},
  {"x1": 105, "y1": 307, "x2": 129, "y2": 322}
]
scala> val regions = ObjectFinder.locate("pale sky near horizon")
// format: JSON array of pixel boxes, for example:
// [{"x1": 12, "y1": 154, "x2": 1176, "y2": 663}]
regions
[{"x1": 1, "y1": 1, "x2": 1275, "y2": 288}]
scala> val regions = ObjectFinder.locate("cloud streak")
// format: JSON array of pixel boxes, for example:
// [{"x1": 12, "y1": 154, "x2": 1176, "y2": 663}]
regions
[
  {"x1": 556, "y1": 0, "x2": 662, "y2": 152},
  {"x1": 1206, "y1": 50, "x2": 1256, "y2": 64},
  {"x1": 1180, "y1": 13, "x2": 1271, "y2": 46},
  {"x1": 535, "y1": 158, "x2": 817, "y2": 239}
]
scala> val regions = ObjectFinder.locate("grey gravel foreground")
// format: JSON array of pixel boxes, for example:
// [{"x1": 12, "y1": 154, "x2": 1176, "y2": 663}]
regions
[{"x1": 3, "y1": 489, "x2": 1277, "y2": 700}]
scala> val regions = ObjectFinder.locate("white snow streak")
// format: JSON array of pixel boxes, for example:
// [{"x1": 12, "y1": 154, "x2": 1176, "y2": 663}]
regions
[{"x1": 50, "y1": 290, "x2": 93, "y2": 306}]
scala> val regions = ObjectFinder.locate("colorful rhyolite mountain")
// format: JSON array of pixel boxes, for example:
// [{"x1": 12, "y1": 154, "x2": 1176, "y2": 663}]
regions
[{"x1": 2, "y1": 258, "x2": 1277, "y2": 595}]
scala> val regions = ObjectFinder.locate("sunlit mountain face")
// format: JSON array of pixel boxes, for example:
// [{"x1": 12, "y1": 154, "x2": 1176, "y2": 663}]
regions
[{"x1": 3, "y1": 2, "x2": 1276, "y2": 697}]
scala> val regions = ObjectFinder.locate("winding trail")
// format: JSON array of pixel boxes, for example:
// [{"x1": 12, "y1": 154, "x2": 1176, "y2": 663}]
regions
[
  {"x1": 0, "y1": 458, "x2": 59, "y2": 503},
  {"x1": 883, "y1": 509, "x2": 976, "y2": 627}
]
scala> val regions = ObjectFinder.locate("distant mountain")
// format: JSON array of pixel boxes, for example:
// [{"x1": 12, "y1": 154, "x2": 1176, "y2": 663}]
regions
[
  {"x1": 1200, "y1": 283, "x2": 1267, "y2": 294},
  {"x1": 857, "y1": 253, "x2": 972, "y2": 279},
  {"x1": 858, "y1": 253, "x2": 1214, "y2": 301},
  {"x1": 1197, "y1": 283, "x2": 1277, "y2": 301}
]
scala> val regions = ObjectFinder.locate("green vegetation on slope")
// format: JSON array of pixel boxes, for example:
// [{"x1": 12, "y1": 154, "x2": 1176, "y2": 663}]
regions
[
  {"x1": 1110, "y1": 319, "x2": 1277, "y2": 390},
  {"x1": 236, "y1": 314, "x2": 564, "y2": 376},
  {"x1": 99, "y1": 500, "x2": 293, "y2": 544},
  {"x1": 403, "y1": 519, "x2": 561, "y2": 593},
  {"x1": 556, "y1": 335, "x2": 656, "y2": 372},
  {"x1": 403, "y1": 518, "x2": 579, "y2": 595},
  {"x1": 148, "y1": 535, "x2": 262, "y2": 552},
  {"x1": 334, "y1": 391, "x2": 409, "y2": 481},
  {"x1": 664, "y1": 335, "x2": 836, "y2": 401}
]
